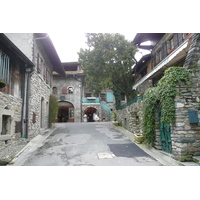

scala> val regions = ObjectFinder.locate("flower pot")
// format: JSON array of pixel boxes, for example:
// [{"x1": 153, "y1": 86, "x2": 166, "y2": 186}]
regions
[
  {"x1": 133, "y1": 133, "x2": 144, "y2": 144},
  {"x1": 0, "y1": 81, "x2": 6, "y2": 88}
]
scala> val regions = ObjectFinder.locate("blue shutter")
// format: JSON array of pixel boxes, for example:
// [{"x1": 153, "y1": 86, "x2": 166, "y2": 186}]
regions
[{"x1": 106, "y1": 92, "x2": 113, "y2": 102}]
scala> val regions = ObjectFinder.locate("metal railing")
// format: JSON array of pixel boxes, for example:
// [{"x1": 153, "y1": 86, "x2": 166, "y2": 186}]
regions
[{"x1": 117, "y1": 95, "x2": 143, "y2": 110}]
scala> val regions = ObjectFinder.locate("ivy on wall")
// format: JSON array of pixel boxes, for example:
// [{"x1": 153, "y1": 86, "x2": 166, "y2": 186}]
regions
[
  {"x1": 49, "y1": 94, "x2": 58, "y2": 128},
  {"x1": 143, "y1": 66, "x2": 191, "y2": 145}
]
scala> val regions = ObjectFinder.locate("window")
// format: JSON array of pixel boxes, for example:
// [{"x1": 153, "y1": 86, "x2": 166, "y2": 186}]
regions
[
  {"x1": 0, "y1": 50, "x2": 10, "y2": 84},
  {"x1": 85, "y1": 93, "x2": 91, "y2": 97},
  {"x1": 68, "y1": 87, "x2": 73, "y2": 94},
  {"x1": 100, "y1": 93, "x2": 106, "y2": 101},
  {"x1": 37, "y1": 53, "x2": 43, "y2": 73},
  {"x1": 169, "y1": 37, "x2": 174, "y2": 51},
  {"x1": 53, "y1": 87, "x2": 57, "y2": 94},
  {"x1": 161, "y1": 42, "x2": 168, "y2": 59},
  {"x1": 173, "y1": 33, "x2": 183, "y2": 49},
  {"x1": 62, "y1": 87, "x2": 67, "y2": 94}
]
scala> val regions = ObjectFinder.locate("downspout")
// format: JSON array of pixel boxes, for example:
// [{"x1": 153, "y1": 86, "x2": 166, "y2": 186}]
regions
[
  {"x1": 75, "y1": 74, "x2": 83, "y2": 122},
  {"x1": 22, "y1": 65, "x2": 33, "y2": 138}
]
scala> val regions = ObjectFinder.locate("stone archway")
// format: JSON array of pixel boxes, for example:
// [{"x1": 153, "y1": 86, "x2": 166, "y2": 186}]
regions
[
  {"x1": 58, "y1": 101, "x2": 74, "y2": 122},
  {"x1": 84, "y1": 107, "x2": 98, "y2": 122}
]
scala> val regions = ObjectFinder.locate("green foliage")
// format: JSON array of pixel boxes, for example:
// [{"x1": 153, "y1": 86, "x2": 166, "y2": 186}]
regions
[
  {"x1": 143, "y1": 66, "x2": 190, "y2": 145},
  {"x1": 49, "y1": 94, "x2": 58, "y2": 128},
  {"x1": 78, "y1": 33, "x2": 137, "y2": 102},
  {"x1": 112, "y1": 110, "x2": 117, "y2": 121}
]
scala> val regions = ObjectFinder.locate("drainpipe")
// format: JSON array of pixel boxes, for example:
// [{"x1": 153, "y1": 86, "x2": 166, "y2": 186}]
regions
[
  {"x1": 75, "y1": 74, "x2": 83, "y2": 122},
  {"x1": 22, "y1": 65, "x2": 33, "y2": 138}
]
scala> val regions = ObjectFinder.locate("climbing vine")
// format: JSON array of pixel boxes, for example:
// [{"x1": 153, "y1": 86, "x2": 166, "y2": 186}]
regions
[
  {"x1": 49, "y1": 94, "x2": 58, "y2": 128},
  {"x1": 143, "y1": 66, "x2": 191, "y2": 145}
]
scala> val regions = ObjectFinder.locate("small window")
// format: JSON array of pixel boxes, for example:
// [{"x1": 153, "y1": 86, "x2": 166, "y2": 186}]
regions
[
  {"x1": 53, "y1": 87, "x2": 57, "y2": 94},
  {"x1": 100, "y1": 93, "x2": 106, "y2": 101},
  {"x1": 85, "y1": 93, "x2": 91, "y2": 97},
  {"x1": 68, "y1": 87, "x2": 73, "y2": 94}
]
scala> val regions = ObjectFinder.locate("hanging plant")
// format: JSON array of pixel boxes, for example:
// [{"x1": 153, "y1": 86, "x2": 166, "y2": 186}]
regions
[
  {"x1": 0, "y1": 80, "x2": 6, "y2": 88},
  {"x1": 143, "y1": 66, "x2": 191, "y2": 145}
]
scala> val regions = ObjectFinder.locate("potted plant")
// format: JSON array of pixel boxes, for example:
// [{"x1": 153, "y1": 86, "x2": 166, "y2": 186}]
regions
[
  {"x1": 133, "y1": 133, "x2": 144, "y2": 144},
  {"x1": 0, "y1": 80, "x2": 6, "y2": 88}
]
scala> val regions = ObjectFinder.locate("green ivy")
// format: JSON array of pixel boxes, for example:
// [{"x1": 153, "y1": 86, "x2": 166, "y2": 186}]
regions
[
  {"x1": 143, "y1": 66, "x2": 191, "y2": 145},
  {"x1": 49, "y1": 94, "x2": 58, "y2": 128}
]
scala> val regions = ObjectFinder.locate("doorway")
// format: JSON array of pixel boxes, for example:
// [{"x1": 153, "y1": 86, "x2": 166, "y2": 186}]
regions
[
  {"x1": 58, "y1": 101, "x2": 74, "y2": 123},
  {"x1": 84, "y1": 107, "x2": 98, "y2": 122}
]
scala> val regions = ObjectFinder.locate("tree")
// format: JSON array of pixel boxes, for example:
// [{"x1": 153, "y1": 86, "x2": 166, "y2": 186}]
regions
[{"x1": 78, "y1": 33, "x2": 137, "y2": 102}]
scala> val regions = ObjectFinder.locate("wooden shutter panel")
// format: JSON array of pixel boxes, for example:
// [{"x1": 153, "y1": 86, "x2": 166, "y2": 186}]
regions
[
  {"x1": 178, "y1": 33, "x2": 183, "y2": 45},
  {"x1": 173, "y1": 34, "x2": 179, "y2": 48},
  {"x1": 106, "y1": 92, "x2": 113, "y2": 102}
]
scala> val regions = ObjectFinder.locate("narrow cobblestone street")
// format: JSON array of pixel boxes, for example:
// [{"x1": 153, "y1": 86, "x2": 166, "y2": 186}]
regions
[{"x1": 10, "y1": 122, "x2": 162, "y2": 166}]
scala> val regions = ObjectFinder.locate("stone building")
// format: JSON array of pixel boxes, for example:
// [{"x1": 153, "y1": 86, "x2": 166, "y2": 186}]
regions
[
  {"x1": 52, "y1": 62, "x2": 115, "y2": 122},
  {"x1": 3, "y1": 33, "x2": 65, "y2": 139},
  {"x1": 117, "y1": 33, "x2": 200, "y2": 162},
  {"x1": 0, "y1": 34, "x2": 34, "y2": 151}
]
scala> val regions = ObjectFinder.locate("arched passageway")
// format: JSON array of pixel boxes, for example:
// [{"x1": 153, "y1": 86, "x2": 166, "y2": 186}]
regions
[
  {"x1": 84, "y1": 107, "x2": 98, "y2": 122},
  {"x1": 58, "y1": 101, "x2": 74, "y2": 122}
]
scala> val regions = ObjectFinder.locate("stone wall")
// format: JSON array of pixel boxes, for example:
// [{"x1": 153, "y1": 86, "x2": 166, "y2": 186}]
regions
[
  {"x1": 115, "y1": 34, "x2": 200, "y2": 162},
  {"x1": 171, "y1": 33, "x2": 200, "y2": 161},
  {"x1": 116, "y1": 100, "x2": 143, "y2": 134},
  {"x1": 29, "y1": 72, "x2": 51, "y2": 137}
]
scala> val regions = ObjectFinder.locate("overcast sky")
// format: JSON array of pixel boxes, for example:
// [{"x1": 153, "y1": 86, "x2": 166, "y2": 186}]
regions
[{"x1": 48, "y1": 33, "x2": 149, "y2": 62}]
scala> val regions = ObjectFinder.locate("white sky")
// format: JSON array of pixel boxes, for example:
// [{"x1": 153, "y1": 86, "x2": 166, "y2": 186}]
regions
[{"x1": 48, "y1": 33, "x2": 150, "y2": 62}]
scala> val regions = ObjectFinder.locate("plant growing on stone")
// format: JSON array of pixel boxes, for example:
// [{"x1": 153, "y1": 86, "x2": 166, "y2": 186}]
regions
[
  {"x1": 49, "y1": 94, "x2": 58, "y2": 128},
  {"x1": 143, "y1": 66, "x2": 191, "y2": 145},
  {"x1": 78, "y1": 33, "x2": 137, "y2": 103}
]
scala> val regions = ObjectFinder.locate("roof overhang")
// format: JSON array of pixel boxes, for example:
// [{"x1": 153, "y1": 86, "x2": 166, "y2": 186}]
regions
[
  {"x1": 34, "y1": 33, "x2": 66, "y2": 77},
  {"x1": 132, "y1": 38, "x2": 190, "y2": 90},
  {"x1": 0, "y1": 33, "x2": 34, "y2": 69},
  {"x1": 133, "y1": 33, "x2": 165, "y2": 50}
]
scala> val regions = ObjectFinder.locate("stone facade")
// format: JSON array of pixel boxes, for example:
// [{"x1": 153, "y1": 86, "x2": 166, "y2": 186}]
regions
[
  {"x1": 52, "y1": 75, "x2": 82, "y2": 122},
  {"x1": 2, "y1": 33, "x2": 61, "y2": 139},
  {"x1": 116, "y1": 100, "x2": 143, "y2": 134},
  {"x1": 116, "y1": 33, "x2": 200, "y2": 162},
  {"x1": 171, "y1": 33, "x2": 200, "y2": 161},
  {"x1": 0, "y1": 34, "x2": 34, "y2": 159}
]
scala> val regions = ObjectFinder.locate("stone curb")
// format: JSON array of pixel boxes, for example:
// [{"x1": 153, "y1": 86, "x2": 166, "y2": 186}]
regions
[{"x1": 10, "y1": 127, "x2": 58, "y2": 165}]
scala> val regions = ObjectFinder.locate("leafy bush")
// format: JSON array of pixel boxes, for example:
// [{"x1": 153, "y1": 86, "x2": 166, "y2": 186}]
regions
[{"x1": 48, "y1": 95, "x2": 58, "y2": 128}]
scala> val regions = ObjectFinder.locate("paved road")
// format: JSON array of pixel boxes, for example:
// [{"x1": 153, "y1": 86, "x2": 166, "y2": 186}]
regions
[{"x1": 12, "y1": 122, "x2": 162, "y2": 166}]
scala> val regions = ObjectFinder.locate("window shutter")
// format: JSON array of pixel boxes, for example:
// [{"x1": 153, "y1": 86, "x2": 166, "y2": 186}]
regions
[
  {"x1": 62, "y1": 87, "x2": 67, "y2": 94},
  {"x1": 173, "y1": 34, "x2": 179, "y2": 48},
  {"x1": 106, "y1": 92, "x2": 113, "y2": 102},
  {"x1": 178, "y1": 33, "x2": 183, "y2": 45}
]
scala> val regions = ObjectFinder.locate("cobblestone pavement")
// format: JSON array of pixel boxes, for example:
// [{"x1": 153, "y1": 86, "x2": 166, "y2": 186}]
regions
[{"x1": 0, "y1": 139, "x2": 28, "y2": 163}]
